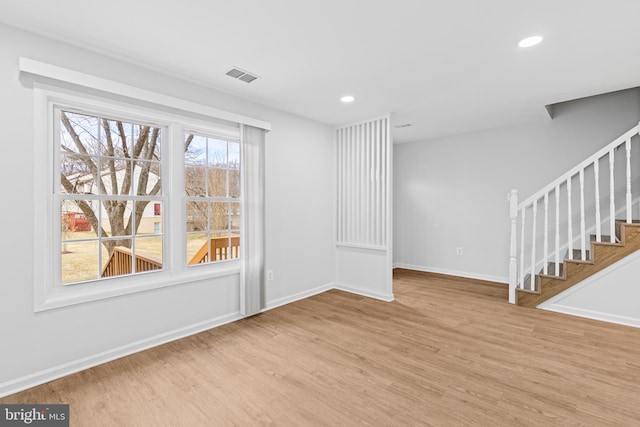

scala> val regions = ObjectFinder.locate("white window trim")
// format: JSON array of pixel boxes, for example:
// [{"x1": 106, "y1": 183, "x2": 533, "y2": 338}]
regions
[{"x1": 33, "y1": 83, "x2": 252, "y2": 312}]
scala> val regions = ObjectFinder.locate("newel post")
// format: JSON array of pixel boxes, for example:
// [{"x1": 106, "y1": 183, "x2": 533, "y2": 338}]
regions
[{"x1": 508, "y1": 189, "x2": 518, "y2": 304}]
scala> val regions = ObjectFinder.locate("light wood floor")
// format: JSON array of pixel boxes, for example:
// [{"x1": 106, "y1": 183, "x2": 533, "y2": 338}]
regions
[{"x1": 3, "y1": 269, "x2": 640, "y2": 426}]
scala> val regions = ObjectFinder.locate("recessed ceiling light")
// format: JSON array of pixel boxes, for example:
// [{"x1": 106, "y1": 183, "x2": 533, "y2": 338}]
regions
[
  {"x1": 340, "y1": 95, "x2": 355, "y2": 103},
  {"x1": 518, "y1": 35, "x2": 543, "y2": 48}
]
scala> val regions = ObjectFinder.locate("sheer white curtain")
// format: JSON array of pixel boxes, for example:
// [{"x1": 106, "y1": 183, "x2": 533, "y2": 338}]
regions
[{"x1": 240, "y1": 125, "x2": 266, "y2": 316}]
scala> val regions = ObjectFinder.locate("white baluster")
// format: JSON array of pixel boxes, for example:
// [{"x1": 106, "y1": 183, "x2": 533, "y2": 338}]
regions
[
  {"x1": 555, "y1": 185, "x2": 560, "y2": 275},
  {"x1": 580, "y1": 169, "x2": 586, "y2": 260},
  {"x1": 594, "y1": 160, "x2": 601, "y2": 242},
  {"x1": 356, "y1": 124, "x2": 362, "y2": 243},
  {"x1": 519, "y1": 207, "x2": 526, "y2": 288},
  {"x1": 610, "y1": 149, "x2": 616, "y2": 242},
  {"x1": 626, "y1": 138, "x2": 632, "y2": 224},
  {"x1": 508, "y1": 189, "x2": 518, "y2": 304},
  {"x1": 531, "y1": 200, "x2": 537, "y2": 291},
  {"x1": 567, "y1": 177, "x2": 573, "y2": 260},
  {"x1": 543, "y1": 193, "x2": 549, "y2": 275},
  {"x1": 337, "y1": 129, "x2": 341, "y2": 242}
]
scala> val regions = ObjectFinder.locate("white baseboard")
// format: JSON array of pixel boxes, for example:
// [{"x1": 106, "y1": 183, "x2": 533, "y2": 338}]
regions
[
  {"x1": 334, "y1": 284, "x2": 394, "y2": 302},
  {"x1": 263, "y1": 282, "x2": 335, "y2": 312},
  {"x1": 541, "y1": 305, "x2": 640, "y2": 329},
  {"x1": 0, "y1": 311, "x2": 242, "y2": 399},
  {"x1": 393, "y1": 263, "x2": 508, "y2": 285}
]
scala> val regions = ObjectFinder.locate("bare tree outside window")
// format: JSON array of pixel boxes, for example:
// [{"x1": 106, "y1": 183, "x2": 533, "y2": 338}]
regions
[
  {"x1": 185, "y1": 133, "x2": 240, "y2": 264},
  {"x1": 59, "y1": 111, "x2": 240, "y2": 283},
  {"x1": 59, "y1": 111, "x2": 162, "y2": 283}
]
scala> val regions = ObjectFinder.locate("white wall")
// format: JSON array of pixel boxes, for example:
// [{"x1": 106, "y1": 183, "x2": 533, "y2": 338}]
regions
[
  {"x1": 0, "y1": 23, "x2": 334, "y2": 395},
  {"x1": 394, "y1": 87, "x2": 640, "y2": 282},
  {"x1": 539, "y1": 250, "x2": 640, "y2": 328}
]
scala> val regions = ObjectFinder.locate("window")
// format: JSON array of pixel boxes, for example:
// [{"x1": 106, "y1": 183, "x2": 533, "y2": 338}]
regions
[
  {"x1": 58, "y1": 110, "x2": 164, "y2": 284},
  {"x1": 34, "y1": 85, "x2": 247, "y2": 311},
  {"x1": 184, "y1": 133, "x2": 241, "y2": 265}
]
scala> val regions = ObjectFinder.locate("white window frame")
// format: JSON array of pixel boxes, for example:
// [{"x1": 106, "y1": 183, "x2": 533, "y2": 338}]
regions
[{"x1": 34, "y1": 84, "x2": 243, "y2": 312}]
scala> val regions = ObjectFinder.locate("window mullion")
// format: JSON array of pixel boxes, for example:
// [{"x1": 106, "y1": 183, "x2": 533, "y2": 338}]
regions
[{"x1": 169, "y1": 123, "x2": 186, "y2": 271}]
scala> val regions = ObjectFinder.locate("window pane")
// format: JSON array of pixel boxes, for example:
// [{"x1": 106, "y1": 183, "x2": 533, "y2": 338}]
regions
[
  {"x1": 102, "y1": 200, "x2": 133, "y2": 237},
  {"x1": 229, "y1": 169, "x2": 240, "y2": 198},
  {"x1": 211, "y1": 232, "x2": 231, "y2": 262},
  {"x1": 228, "y1": 141, "x2": 240, "y2": 169},
  {"x1": 133, "y1": 161, "x2": 160, "y2": 195},
  {"x1": 62, "y1": 240, "x2": 99, "y2": 284},
  {"x1": 134, "y1": 236, "x2": 163, "y2": 273},
  {"x1": 230, "y1": 202, "x2": 240, "y2": 230},
  {"x1": 60, "y1": 153, "x2": 96, "y2": 194},
  {"x1": 208, "y1": 138, "x2": 228, "y2": 167},
  {"x1": 135, "y1": 201, "x2": 161, "y2": 235},
  {"x1": 100, "y1": 158, "x2": 130, "y2": 195},
  {"x1": 60, "y1": 111, "x2": 99, "y2": 156},
  {"x1": 185, "y1": 134, "x2": 207, "y2": 166},
  {"x1": 208, "y1": 168, "x2": 227, "y2": 197},
  {"x1": 210, "y1": 202, "x2": 229, "y2": 231},
  {"x1": 186, "y1": 232, "x2": 208, "y2": 265},
  {"x1": 101, "y1": 239, "x2": 133, "y2": 278},
  {"x1": 185, "y1": 166, "x2": 206, "y2": 197},
  {"x1": 100, "y1": 119, "x2": 132, "y2": 157},
  {"x1": 61, "y1": 200, "x2": 95, "y2": 235},
  {"x1": 230, "y1": 232, "x2": 240, "y2": 260},
  {"x1": 135, "y1": 124, "x2": 162, "y2": 161},
  {"x1": 186, "y1": 201, "x2": 208, "y2": 232}
]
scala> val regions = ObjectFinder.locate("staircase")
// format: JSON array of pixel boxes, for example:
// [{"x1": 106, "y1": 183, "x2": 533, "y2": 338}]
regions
[
  {"x1": 516, "y1": 220, "x2": 640, "y2": 307},
  {"x1": 508, "y1": 124, "x2": 640, "y2": 306}
]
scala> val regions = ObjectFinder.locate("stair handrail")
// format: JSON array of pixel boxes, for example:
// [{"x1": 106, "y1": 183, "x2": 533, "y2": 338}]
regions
[
  {"x1": 509, "y1": 122, "x2": 640, "y2": 304},
  {"x1": 518, "y1": 125, "x2": 639, "y2": 210}
]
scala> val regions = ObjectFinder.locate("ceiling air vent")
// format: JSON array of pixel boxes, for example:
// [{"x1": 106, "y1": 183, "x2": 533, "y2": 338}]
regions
[{"x1": 226, "y1": 67, "x2": 259, "y2": 83}]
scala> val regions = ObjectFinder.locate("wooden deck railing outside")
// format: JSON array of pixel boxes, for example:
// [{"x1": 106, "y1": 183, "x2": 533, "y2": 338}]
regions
[
  {"x1": 188, "y1": 235, "x2": 240, "y2": 265},
  {"x1": 102, "y1": 246, "x2": 163, "y2": 277},
  {"x1": 102, "y1": 236, "x2": 239, "y2": 277}
]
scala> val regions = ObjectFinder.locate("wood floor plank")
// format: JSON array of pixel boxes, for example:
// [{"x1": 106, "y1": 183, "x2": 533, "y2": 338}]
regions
[{"x1": 2, "y1": 268, "x2": 640, "y2": 426}]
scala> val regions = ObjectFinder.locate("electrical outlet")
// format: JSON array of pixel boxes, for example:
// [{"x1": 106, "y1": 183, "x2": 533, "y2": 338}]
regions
[
  {"x1": 266, "y1": 270, "x2": 274, "y2": 281},
  {"x1": 456, "y1": 247, "x2": 463, "y2": 255}
]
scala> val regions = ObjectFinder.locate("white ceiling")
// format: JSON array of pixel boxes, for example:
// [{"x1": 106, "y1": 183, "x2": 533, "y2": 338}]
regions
[{"x1": 2, "y1": 0, "x2": 640, "y2": 143}]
